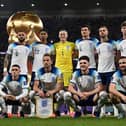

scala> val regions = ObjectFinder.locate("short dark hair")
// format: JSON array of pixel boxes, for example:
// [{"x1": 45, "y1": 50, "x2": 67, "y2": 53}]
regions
[
  {"x1": 79, "y1": 56, "x2": 90, "y2": 62},
  {"x1": 119, "y1": 56, "x2": 126, "y2": 60},
  {"x1": 39, "y1": 29, "x2": 48, "y2": 34},
  {"x1": 121, "y1": 21, "x2": 126, "y2": 27},
  {"x1": 81, "y1": 24, "x2": 91, "y2": 31},
  {"x1": 43, "y1": 53, "x2": 52, "y2": 60},
  {"x1": 59, "y1": 29, "x2": 68, "y2": 33},
  {"x1": 99, "y1": 25, "x2": 108, "y2": 30},
  {"x1": 12, "y1": 64, "x2": 20, "y2": 69}
]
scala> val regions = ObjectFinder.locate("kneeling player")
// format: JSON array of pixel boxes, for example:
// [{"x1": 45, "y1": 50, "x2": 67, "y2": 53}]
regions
[
  {"x1": 109, "y1": 56, "x2": 126, "y2": 119},
  {"x1": 30, "y1": 53, "x2": 64, "y2": 117},
  {"x1": 0, "y1": 64, "x2": 29, "y2": 118},
  {"x1": 63, "y1": 56, "x2": 104, "y2": 118}
]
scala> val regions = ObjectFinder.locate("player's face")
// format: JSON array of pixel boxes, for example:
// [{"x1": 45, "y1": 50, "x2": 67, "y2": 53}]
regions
[
  {"x1": 39, "y1": 31, "x2": 48, "y2": 42},
  {"x1": 59, "y1": 31, "x2": 68, "y2": 41},
  {"x1": 17, "y1": 32, "x2": 26, "y2": 42},
  {"x1": 121, "y1": 26, "x2": 126, "y2": 36},
  {"x1": 79, "y1": 59, "x2": 89, "y2": 71},
  {"x1": 81, "y1": 27, "x2": 90, "y2": 38},
  {"x1": 43, "y1": 56, "x2": 52, "y2": 67},
  {"x1": 99, "y1": 27, "x2": 108, "y2": 38},
  {"x1": 119, "y1": 58, "x2": 126, "y2": 72},
  {"x1": 11, "y1": 67, "x2": 20, "y2": 77}
]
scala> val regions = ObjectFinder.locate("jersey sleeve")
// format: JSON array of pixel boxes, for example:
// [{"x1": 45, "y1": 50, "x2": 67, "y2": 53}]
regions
[
  {"x1": 34, "y1": 70, "x2": 40, "y2": 81},
  {"x1": 6, "y1": 43, "x2": 13, "y2": 54},
  {"x1": 0, "y1": 76, "x2": 8, "y2": 88},
  {"x1": 93, "y1": 71, "x2": 102, "y2": 84},
  {"x1": 70, "y1": 71, "x2": 78, "y2": 86},
  {"x1": 110, "y1": 72, "x2": 118, "y2": 85},
  {"x1": 56, "y1": 69, "x2": 64, "y2": 84},
  {"x1": 21, "y1": 77, "x2": 29, "y2": 89}
]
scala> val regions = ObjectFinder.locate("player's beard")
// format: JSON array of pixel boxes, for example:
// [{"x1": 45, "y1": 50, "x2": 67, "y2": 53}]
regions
[
  {"x1": 120, "y1": 67, "x2": 126, "y2": 75},
  {"x1": 12, "y1": 76, "x2": 18, "y2": 80},
  {"x1": 18, "y1": 38, "x2": 25, "y2": 43}
]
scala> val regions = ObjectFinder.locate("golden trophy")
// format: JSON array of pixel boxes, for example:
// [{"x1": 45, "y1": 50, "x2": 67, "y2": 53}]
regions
[{"x1": 7, "y1": 11, "x2": 43, "y2": 44}]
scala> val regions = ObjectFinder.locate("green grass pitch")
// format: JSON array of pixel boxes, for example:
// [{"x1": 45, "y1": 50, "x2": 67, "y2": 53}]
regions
[{"x1": 0, "y1": 117, "x2": 126, "y2": 126}]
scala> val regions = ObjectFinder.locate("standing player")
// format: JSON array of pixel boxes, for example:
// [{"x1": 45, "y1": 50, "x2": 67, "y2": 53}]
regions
[
  {"x1": 0, "y1": 64, "x2": 29, "y2": 118},
  {"x1": 54, "y1": 30, "x2": 75, "y2": 88},
  {"x1": 75, "y1": 24, "x2": 98, "y2": 70},
  {"x1": 96, "y1": 26, "x2": 116, "y2": 91},
  {"x1": 117, "y1": 21, "x2": 126, "y2": 60},
  {"x1": 30, "y1": 30, "x2": 54, "y2": 88},
  {"x1": 3, "y1": 31, "x2": 31, "y2": 79},
  {"x1": 96, "y1": 26, "x2": 117, "y2": 116}
]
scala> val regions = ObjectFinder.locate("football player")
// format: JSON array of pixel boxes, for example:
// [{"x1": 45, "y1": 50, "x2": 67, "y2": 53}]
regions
[
  {"x1": 63, "y1": 56, "x2": 104, "y2": 118},
  {"x1": 109, "y1": 56, "x2": 126, "y2": 118},
  {"x1": 0, "y1": 64, "x2": 29, "y2": 118}
]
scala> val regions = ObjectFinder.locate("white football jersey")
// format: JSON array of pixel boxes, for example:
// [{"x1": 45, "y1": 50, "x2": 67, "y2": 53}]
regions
[
  {"x1": 35, "y1": 66, "x2": 63, "y2": 91},
  {"x1": 70, "y1": 69, "x2": 102, "y2": 92},
  {"x1": 0, "y1": 75, "x2": 28, "y2": 96},
  {"x1": 118, "y1": 39, "x2": 126, "y2": 56},
  {"x1": 75, "y1": 39, "x2": 97, "y2": 69},
  {"x1": 31, "y1": 42, "x2": 53, "y2": 72},
  {"x1": 111, "y1": 70, "x2": 126, "y2": 92},
  {"x1": 96, "y1": 40, "x2": 116, "y2": 73},
  {"x1": 7, "y1": 43, "x2": 31, "y2": 74}
]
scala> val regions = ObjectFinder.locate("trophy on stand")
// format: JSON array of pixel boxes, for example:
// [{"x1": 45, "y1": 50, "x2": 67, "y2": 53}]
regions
[{"x1": 6, "y1": 11, "x2": 43, "y2": 44}]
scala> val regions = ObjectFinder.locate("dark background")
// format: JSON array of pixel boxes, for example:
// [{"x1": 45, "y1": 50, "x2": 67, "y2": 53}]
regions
[{"x1": 0, "y1": 0, "x2": 126, "y2": 51}]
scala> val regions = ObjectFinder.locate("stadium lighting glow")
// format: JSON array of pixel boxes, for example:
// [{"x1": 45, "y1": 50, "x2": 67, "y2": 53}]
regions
[
  {"x1": 31, "y1": 3, "x2": 35, "y2": 7},
  {"x1": 0, "y1": 3, "x2": 4, "y2": 7},
  {"x1": 96, "y1": 2, "x2": 100, "y2": 6},
  {"x1": 64, "y1": 3, "x2": 68, "y2": 7}
]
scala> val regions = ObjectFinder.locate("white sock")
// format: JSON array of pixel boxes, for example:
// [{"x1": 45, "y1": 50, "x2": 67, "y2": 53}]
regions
[
  {"x1": 113, "y1": 105, "x2": 118, "y2": 117},
  {"x1": 7, "y1": 105, "x2": 12, "y2": 114},
  {"x1": 92, "y1": 106, "x2": 96, "y2": 115},
  {"x1": 30, "y1": 102, "x2": 35, "y2": 115},
  {"x1": 17, "y1": 106, "x2": 22, "y2": 113},
  {"x1": 100, "y1": 105, "x2": 106, "y2": 117}
]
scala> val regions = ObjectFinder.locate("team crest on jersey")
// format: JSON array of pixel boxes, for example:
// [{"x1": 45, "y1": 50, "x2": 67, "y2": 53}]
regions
[
  {"x1": 41, "y1": 99, "x2": 47, "y2": 107},
  {"x1": 66, "y1": 46, "x2": 70, "y2": 50},
  {"x1": 23, "y1": 81, "x2": 27, "y2": 85},
  {"x1": 45, "y1": 48, "x2": 49, "y2": 53}
]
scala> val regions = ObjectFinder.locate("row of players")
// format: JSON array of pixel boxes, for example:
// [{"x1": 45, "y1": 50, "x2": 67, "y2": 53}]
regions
[
  {"x1": 0, "y1": 54, "x2": 126, "y2": 118},
  {"x1": 1, "y1": 20, "x2": 126, "y2": 117}
]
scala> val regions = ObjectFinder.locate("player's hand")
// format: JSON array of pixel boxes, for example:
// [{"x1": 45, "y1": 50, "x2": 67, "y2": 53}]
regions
[
  {"x1": 83, "y1": 92, "x2": 90, "y2": 97},
  {"x1": 21, "y1": 97, "x2": 29, "y2": 103},
  {"x1": 46, "y1": 91, "x2": 54, "y2": 97},
  {"x1": 80, "y1": 95, "x2": 87, "y2": 100},
  {"x1": 6, "y1": 95, "x2": 16, "y2": 100},
  {"x1": 121, "y1": 95, "x2": 126, "y2": 103},
  {"x1": 77, "y1": 92, "x2": 84, "y2": 98},
  {"x1": 3, "y1": 71, "x2": 8, "y2": 76},
  {"x1": 38, "y1": 90, "x2": 45, "y2": 98}
]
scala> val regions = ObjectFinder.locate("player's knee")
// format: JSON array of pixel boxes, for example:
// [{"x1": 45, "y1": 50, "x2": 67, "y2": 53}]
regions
[
  {"x1": 29, "y1": 90, "x2": 35, "y2": 99},
  {"x1": 0, "y1": 97, "x2": 5, "y2": 104},
  {"x1": 99, "y1": 91, "x2": 109, "y2": 103},
  {"x1": 63, "y1": 91, "x2": 72, "y2": 101},
  {"x1": 99, "y1": 91, "x2": 108, "y2": 98},
  {"x1": 55, "y1": 90, "x2": 65, "y2": 102}
]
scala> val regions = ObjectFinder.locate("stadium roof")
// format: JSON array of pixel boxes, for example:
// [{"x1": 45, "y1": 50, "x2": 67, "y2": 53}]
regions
[{"x1": 0, "y1": 0, "x2": 126, "y2": 17}]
